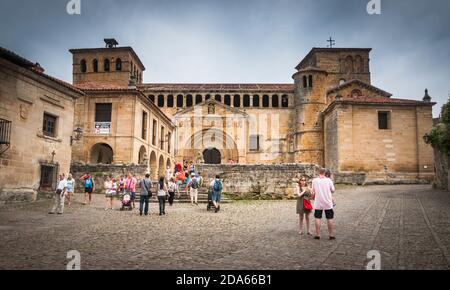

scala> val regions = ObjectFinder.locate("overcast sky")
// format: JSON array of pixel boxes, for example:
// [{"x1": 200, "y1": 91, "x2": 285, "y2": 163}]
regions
[{"x1": 1, "y1": 0, "x2": 449, "y2": 116}]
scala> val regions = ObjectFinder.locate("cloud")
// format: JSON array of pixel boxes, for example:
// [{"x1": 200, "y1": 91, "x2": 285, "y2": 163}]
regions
[{"x1": 1, "y1": 0, "x2": 449, "y2": 116}]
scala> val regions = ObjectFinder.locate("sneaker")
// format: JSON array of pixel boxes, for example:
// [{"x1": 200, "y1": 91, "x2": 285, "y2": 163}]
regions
[
  {"x1": 314, "y1": 236, "x2": 321, "y2": 240},
  {"x1": 139, "y1": 211, "x2": 143, "y2": 216},
  {"x1": 48, "y1": 212, "x2": 55, "y2": 214},
  {"x1": 57, "y1": 212, "x2": 63, "y2": 215}
]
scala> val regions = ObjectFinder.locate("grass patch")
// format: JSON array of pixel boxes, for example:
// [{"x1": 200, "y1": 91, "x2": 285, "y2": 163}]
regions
[{"x1": 223, "y1": 192, "x2": 287, "y2": 201}]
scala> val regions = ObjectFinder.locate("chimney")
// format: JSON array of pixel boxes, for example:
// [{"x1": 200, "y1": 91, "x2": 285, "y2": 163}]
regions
[{"x1": 423, "y1": 89, "x2": 431, "y2": 102}]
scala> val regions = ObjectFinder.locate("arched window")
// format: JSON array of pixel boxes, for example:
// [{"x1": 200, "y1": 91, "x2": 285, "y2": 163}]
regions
[
  {"x1": 215, "y1": 95, "x2": 222, "y2": 102},
  {"x1": 186, "y1": 94, "x2": 193, "y2": 107},
  {"x1": 303, "y1": 76, "x2": 307, "y2": 88},
  {"x1": 263, "y1": 95, "x2": 270, "y2": 107},
  {"x1": 115, "y1": 58, "x2": 122, "y2": 71},
  {"x1": 272, "y1": 95, "x2": 279, "y2": 107},
  {"x1": 281, "y1": 95, "x2": 289, "y2": 108},
  {"x1": 177, "y1": 95, "x2": 183, "y2": 107},
  {"x1": 224, "y1": 95, "x2": 231, "y2": 106},
  {"x1": 345, "y1": 56, "x2": 354, "y2": 73},
  {"x1": 195, "y1": 94, "x2": 202, "y2": 104},
  {"x1": 167, "y1": 95, "x2": 174, "y2": 107},
  {"x1": 149, "y1": 95, "x2": 155, "y2": 103},
  {"x1": 243, "y1": 95, "x2": 250, "y2": 107},
  {"x1": 233, "y1": 95, "x2": 241, "y2": 107},
  {"x1": 253, "y1": 95, "x2": 260, "y2": 107},
  {"x1": 157, "y1": 95, "x2": 164, "y2": 107},
  {"x1": 308, "y1": 75, "x2": 313, "y2": 88},
  {"x1": 104, "y1": 58, "x2": 110, "y2": 71},
  {"x1": 355, "y1": 55, "x2": 363, "y2": 73},
  {"x1": 93, "y1": 59, "x2": 98, "y2": 72},
  {"x1": 205, "y1": 94, "x2": 211, "y2": 101},
  {"x1": 80, "y1": 59, "x2": 87, "y2": 73}
]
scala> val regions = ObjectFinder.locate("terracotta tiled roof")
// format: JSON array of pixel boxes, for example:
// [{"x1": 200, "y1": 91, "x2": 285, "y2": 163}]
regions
[
  {"x1": 75, "y1": 82, "x2": 133, "y2": 91},
  {"x1": 138, "y1": 83, "x2": 295, "y2": 92},
  {"x1": 327, "y1": 79, "x2": 392, "y2": 97},
  {"x1": 324, "y1": 95, "x2": 434, "y2": 115},
  {"x1": 0, "y1": 46, "x2": 84, "y2": 95},
  {"x1": 340, "y1": 95, "x2": 431, "y2": 105}
]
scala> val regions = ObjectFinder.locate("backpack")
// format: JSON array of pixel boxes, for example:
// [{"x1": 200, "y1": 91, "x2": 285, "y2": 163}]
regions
[
  {"x1": 84, "y1": 177, "x2": 93, "y2": 188},
  {"x1": 191, "y1": 178, "x2": 199, "y2": 189},
  {"x1": 213, "y1": 180, "x2": 222, "y2": 192},
  {"x1": 143, "y1": 179, "x2": 152, "y2": 197}
]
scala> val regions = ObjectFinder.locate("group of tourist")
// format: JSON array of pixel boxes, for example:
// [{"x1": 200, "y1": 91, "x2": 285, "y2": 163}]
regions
[
  {"x1": 296, "y1": 168, "x2": 336, "y2": 240},
  {"x1": 49, "y1": 161, "x2": 336, "y2": 240},
  {"x1": 48, "y1": 161, "x2": 224, "y2": 216}
]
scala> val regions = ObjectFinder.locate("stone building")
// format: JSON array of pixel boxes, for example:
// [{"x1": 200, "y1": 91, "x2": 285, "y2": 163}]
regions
[
  {"x1": 69, "y1": 40, "x2": 435, "y2": 183},
  {"x1": 69, "y1": 40, "x2": 175, "y2": 179},
  {"x1": 0, "y1": 47, "x2": 83, "y2": 201}
]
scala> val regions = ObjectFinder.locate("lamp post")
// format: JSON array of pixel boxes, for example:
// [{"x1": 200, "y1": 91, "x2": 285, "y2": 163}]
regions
[{"x1": 70, "y1": 127, "x2": 83, "y2": 146}]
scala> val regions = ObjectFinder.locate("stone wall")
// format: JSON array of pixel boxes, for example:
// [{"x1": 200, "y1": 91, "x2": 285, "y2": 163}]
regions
[
  {"x1": 70, "y1": 163, "x2": 148, "y2": 193},
  {"x1": 324, "y1": 102, "x2": 434, "y2": 183},
  {"x1": 432, "y1": 148, "x2": 449, "y2": 190},
  {"x1": 197, "y1": 163, "x2": 319, "y2": 199},
  {"x1": 0, "y1": 56, "x2": 81, "y2": 203}
]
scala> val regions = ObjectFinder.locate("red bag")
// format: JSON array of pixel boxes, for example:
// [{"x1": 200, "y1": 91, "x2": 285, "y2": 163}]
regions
[{"x1": 303, "y1": 198, "x2": 313, "y2": 211}]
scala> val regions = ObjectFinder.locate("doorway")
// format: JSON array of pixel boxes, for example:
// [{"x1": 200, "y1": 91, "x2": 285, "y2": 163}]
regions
[{"x1": 203, "y1": 148, "x2": 221, "y2": 164}]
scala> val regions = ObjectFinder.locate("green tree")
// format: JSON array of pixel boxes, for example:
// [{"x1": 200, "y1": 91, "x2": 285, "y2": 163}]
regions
[{"x1": 424, "y1": 99, "x2": 450, "y2": 153}]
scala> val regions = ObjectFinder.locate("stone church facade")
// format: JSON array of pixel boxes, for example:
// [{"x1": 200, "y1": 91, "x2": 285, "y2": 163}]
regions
[{"x1": 64, "y1": 41, "x2": 437, "y2": 183}]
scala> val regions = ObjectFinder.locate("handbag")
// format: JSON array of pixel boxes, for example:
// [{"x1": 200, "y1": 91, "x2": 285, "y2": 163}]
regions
[{"x1": 303, "y1": 198, "x2": 313, "y2": 211}]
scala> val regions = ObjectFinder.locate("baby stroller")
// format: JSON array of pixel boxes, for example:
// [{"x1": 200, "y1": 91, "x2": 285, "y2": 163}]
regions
[{"x1": 120, "y1": 192, "x2": 133, "y2": 211}]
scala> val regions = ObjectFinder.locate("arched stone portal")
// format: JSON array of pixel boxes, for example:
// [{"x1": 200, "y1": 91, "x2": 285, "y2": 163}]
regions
[
  {"x1": 203, "y1": 148, "x2": 221, "y2": 164},
  {"x1": 181, "y1": 129, "x2": 239, "y2": 164},
  {"x1": 90, "y1": 143, "x2": 113, "y2": 164}
]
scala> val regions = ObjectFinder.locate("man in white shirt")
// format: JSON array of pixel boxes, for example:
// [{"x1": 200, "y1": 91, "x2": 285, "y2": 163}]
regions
[
  {"x1": 49, "y1": 174, "x2": 67, "y2": 215},
  {"x1": 311, "y1": 168, "x2": 336, "y2": 240}
]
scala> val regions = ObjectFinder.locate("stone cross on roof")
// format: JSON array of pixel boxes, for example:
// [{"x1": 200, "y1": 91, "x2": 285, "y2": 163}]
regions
[{"x1": 327, "y1": 37, "x2": 336, "y2": 48}]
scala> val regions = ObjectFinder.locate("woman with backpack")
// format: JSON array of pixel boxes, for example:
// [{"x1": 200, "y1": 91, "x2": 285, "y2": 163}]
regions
[
  {"x1": 187, "y1": 173, "x2": 199, "y2": 205},
  {"x1": 296, "y1": 176, "x2": 313, "y2": 235},
  {"x1": 167, "y1": 177, "x2": 177, "y2": 206},
  {"x1": 210, "y1": 175, "x2": 223, "y2": 213},
  {"x1": 81, "y1": 172, "x2": 95, "y2": 205},
  {"x1": 157, "y1": 176, "x2": 168, "y2": 215}
]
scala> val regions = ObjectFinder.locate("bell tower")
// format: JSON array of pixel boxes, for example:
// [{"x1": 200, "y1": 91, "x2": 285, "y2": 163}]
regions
[
  {"x1": 69, "y1": 38, "x2": 145, "y2": 87},
  {"x1": 292, "y1": 47, "x2": 372, "y2": 165}
]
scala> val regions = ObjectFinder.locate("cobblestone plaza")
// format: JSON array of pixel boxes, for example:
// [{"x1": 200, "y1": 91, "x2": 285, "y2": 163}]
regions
[{"x1": 0, "y1": 184, "x2": 449, "y2": 270}]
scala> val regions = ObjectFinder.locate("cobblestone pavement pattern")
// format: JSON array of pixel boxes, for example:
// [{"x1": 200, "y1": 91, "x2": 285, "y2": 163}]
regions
[{"x1": 0, "y1": 185, "x2": 449, "y2": 270}]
